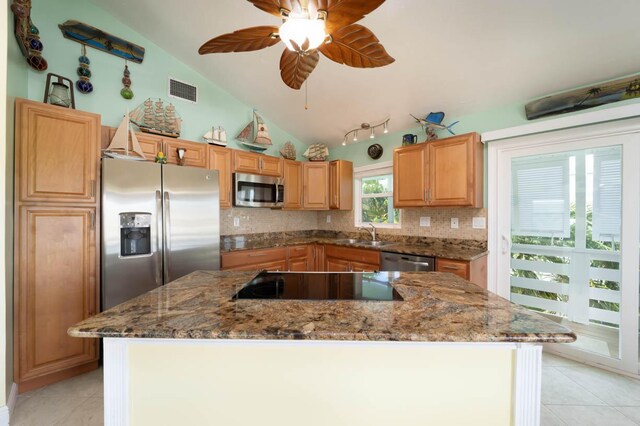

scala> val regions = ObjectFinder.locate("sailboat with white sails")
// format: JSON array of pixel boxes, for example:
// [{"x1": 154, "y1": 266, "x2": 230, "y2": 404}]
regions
[{"x1": 104, "y1": 113, "x2": 146, "y2": 161}]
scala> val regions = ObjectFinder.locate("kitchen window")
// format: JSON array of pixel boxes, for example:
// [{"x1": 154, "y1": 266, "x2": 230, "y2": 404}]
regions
[{"x1": 354, "y1": 162, "x2": 400, "y2": 228}]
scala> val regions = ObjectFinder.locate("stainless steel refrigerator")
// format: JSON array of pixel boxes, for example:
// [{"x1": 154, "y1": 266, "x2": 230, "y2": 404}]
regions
[{"x1": 102, "y1": 158, "x2": 220, "y2": 310}]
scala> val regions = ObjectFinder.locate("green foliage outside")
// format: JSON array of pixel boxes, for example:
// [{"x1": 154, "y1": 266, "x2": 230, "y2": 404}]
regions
[
  {"x1": 361, "y1": 178, "x2": 399, "y2": 225},
  {"x1": 511, "y1": 204, "x2": 620, "y2": 327}
]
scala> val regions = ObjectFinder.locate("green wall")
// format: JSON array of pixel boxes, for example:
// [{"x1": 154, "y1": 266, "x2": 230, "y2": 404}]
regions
[
  {"x1": 330, "y1": 80, "x2": 640, "y2": 167},
  {"x1": 24, "y1": 0, "x2": 309, "y2": 159}
]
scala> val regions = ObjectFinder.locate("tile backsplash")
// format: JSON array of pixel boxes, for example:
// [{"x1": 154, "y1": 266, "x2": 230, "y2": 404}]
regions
[
  {"x1": 221, "y1": 207, "x2": 487, "y2": 241},
  {"x1": 317, "y1": 208, "x2": 488, "y2": 241}
]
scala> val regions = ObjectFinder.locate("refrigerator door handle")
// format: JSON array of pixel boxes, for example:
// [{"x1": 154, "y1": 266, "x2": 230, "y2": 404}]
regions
[
  {"x1": 155, "y1": 190, "x2": 163, "y2": 286},
  {"x1": 163, "y1": 191, "x2": 171, "y2": 284}
]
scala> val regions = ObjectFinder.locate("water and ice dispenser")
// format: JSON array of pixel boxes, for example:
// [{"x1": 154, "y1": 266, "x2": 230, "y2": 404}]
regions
[{"x1": 119, "y1": 213, "x2": 152, "y2": 257}]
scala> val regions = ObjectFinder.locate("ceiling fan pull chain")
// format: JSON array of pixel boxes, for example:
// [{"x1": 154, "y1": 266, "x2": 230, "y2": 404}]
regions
[{"x1": 305, "y1": 80, "x2": 309, "y2": 110}]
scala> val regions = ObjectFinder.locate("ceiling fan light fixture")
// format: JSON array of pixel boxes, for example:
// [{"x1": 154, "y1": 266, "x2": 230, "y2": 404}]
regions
[
  {"x1": 279, "y1": 15, "x2": 326, "y2": 52},
  {"x1": 370, "y1": 128, "x2": 375, "y2": 139},
  {"x1": 383, "y1": 121, "x2": 389, "y2": 134},
  {"x1": 353, "y1": 131, "x2": 358, "y2": 142}
]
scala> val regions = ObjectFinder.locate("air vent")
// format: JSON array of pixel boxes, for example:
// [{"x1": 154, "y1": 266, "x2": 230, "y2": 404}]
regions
[{"x1": 168, "y1": 77, "x2": 198, "y2": 103}]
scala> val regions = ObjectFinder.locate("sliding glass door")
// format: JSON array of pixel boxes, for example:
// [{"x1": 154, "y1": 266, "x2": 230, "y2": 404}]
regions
[{"x1": 489, "y1": 121, "x2": 640, "y2": 375}]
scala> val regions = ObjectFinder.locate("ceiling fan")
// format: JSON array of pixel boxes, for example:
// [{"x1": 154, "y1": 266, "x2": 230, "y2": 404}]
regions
[{"x1": 198, "y1": 0, "x2": 395, "y2": 90}]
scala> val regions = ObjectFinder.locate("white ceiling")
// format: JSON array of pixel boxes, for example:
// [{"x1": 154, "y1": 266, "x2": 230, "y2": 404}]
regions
[{"x1": 95, "y1": 0, "x2": 640, "y2": 147}]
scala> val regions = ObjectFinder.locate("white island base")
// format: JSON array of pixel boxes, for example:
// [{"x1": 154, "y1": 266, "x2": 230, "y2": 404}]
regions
[{"x1": 103, "y1": 338, "x2": 542, "y2": 426}]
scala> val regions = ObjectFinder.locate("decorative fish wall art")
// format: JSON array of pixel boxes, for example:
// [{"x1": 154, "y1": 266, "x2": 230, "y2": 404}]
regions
[{"x1": 58, "y1": 20, "x2": 145, "y2": 63}]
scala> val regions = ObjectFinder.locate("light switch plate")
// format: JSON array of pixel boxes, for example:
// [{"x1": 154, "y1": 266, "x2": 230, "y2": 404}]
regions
[
  {"x1": 420, "y1": 217, "x2": 431, "y2": 227},
  {"x1": 326, "y1": 215, "x2": 331, "y2": 223},
  {"x1": 450, "y1": 218, "x2": 459, "y2": 229},
  {"x1": 233, "y1": 217, "x2": 240, "y2": 227},
  {"x1": 472, "y1": 217, "x2": 486, "y2": 229}
]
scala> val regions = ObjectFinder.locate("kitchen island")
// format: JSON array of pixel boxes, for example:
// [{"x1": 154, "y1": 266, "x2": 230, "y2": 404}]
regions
[{"x1": 69, "y1": 271, "x2": 575, "y2": 426}]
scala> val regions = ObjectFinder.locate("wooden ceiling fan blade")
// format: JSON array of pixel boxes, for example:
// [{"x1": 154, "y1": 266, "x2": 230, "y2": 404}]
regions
[
  {"x1": 317, "y1": 0, "x2": 386, "y2": 34},
  {"x1": 319, "y1": 24, "x2": 394, "y2": 68},
  {"x1": 199, "y1": 26, "x2": 281, "y2": 54},
  {"x1": 279, "y1": 48, "x2": 320, "y2": 90},
  {"x1": 247, "y1": 0, "x2": 293, "y2": 17}
]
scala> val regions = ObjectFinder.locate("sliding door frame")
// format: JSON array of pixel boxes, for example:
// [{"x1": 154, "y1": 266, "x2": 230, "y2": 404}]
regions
[{"x1": 488, "y1": 118, "x2": 640, "y2": 375}]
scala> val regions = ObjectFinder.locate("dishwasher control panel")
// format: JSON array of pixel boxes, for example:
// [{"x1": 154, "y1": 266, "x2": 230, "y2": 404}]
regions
[{"x1": 380, "y1": 252, "x2": 435, "y2": 272}]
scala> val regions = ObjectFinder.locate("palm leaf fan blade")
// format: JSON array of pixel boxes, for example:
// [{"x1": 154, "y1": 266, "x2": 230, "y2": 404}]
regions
[
  {"x1": 198, "y1": 26, "x2": 280, "y2": 54},
  {"x1": 280, "y1": 48, "x2": 320, "y2": 89},
  {"x1": 319, "y1": 24, "x2": 394, "y2": 68},
  {"x1": 317, "y1": 0, "x2": 387, "y2": 34},
  {"x1": 247, "y1": 0, "x2": 294, "y2": 17}
]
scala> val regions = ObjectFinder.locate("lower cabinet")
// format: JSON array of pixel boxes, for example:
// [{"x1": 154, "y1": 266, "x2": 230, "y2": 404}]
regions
[
  {"x1": 221, "y1": 247, "x2": 288, "y2": 271},
  {"x1": 324, "y1": 245, "x2": 380, "y2": 272},
  {"x1": 436, "y1": 255, "x2": 488, "y2": 289},
  {"x1": 288, "y1": 245, "x2": 313, "y2": 271},
  {"x1": 15, "y1": 206, "x2": 99, "y2": 392}
]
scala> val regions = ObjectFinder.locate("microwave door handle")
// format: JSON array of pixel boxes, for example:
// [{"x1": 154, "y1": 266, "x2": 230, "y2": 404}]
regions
[
  {"x1": 155, "y1": 190, "x2": 163, "y2": 286},
  {"x1": 163, "y1": 191, "x2": 171, "y2": 284}
]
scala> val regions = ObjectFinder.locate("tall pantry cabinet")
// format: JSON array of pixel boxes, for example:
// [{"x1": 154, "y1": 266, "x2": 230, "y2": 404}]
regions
[{"x1": 14, "y1": 99, "x2": 100, "y2": 392}]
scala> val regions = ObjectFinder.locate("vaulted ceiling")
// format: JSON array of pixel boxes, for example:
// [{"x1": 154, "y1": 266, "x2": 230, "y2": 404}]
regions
[{"x1": 95, "y1": 0, "x2": 640, "y2": 146}]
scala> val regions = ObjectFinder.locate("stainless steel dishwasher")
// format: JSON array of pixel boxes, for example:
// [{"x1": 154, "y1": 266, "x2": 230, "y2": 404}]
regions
[{"x1": 380, "y1": 252, "x2": 435, "y2": 272}]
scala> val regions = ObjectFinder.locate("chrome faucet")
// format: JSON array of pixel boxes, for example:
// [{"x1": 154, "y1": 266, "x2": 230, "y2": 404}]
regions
[{"x1": 357, "y1": 223, "x2": 377, "y2": 241}]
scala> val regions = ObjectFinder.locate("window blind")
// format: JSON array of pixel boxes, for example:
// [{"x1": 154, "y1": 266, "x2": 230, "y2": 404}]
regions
[
  {"x1": 592, "y1": 151, "x2": 621, "y2": 242},
  {"x1": 511, "y1": 156, "x2": 571, "y2": 238}
]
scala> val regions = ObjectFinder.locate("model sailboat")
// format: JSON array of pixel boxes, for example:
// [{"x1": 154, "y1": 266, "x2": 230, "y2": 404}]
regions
[
  {"x1": 129, "y1": 98, "x2": 181, "y2": 138},
  {"x1": 104, "y1": 113, "x2": 146, "y2": 161},
  {"x1": 236, "y1": 111, "x2": 272, "y2": 152}
]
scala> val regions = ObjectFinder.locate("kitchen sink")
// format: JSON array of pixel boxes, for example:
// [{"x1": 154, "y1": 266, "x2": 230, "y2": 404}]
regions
[{"x1": 334, "y1": 239, "x2": 396, "y2": 248}]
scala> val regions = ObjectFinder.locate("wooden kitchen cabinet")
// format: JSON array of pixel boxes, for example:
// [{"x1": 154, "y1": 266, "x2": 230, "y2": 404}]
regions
[
  {"x1": 428, "y1": 133, "x2": 483, "y2": 207},
  {"x1": 164, "y1": 138, "x2": 208, "y2": 168},
  {"x1": 15, "y1": 206, "x2": 99, "y2": 392},
  {"x1": 313, "y1": 244, "x2": 325, "y2": 271},
  {"x1": 233, "y1": 150, "x2": 283, "y2": 177},
  {"x1": 104, "y1": 126, "x2": 161, "y2": 161},
  {"x1": 303, "y1": 162, "x2": 329, "y2": 210},
  {"x1": 325, "y1": 245, "x2": 380, "y2": 272},
  {"x1": 436, "y1": 255, "x2": 488, "y2": 289},
  {"x1": 16, "y1": 99, "x2": 100, "y2": 204},
  {"x1": 329, "y1": 160, "x2": 353, "y2": 210},
  {"x1": 221, "y1": 247, "x2": 288, "y2": 271},
  {"x1": 283, "y1": 159, "x2": 303, "y2": 209},
  {"x1": 208, "y1": 145, "x2": 233, "y2": 208},
  {"x1": 288, "y1": 245, "x2": 313, "y2": 271},
  {"x1": 14, "y1": 99, "x2": 101, "y2": 393},
  {"x1": 393, "y1": 133, "x2": 483, "y2": 208}
]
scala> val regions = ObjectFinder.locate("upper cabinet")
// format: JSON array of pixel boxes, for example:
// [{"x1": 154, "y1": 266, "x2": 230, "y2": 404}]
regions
[
  {"x1": 303, "y1": 162, "x2": 329, "y2": 210},
  {"x1": 16, "y1": 99, "x2": 100, "y2": 204},
  {"x1": 208, "y1": 145, "x2": 232, "y2": 208},
  {"x1": 283, "y1": 159, "x2": 303, "y2": 210},
  {"x1": 233, "y1": 150, "x2": 283, "y2": 177},
  {"x1": 164, "y1": 138, "x2": 208, "y2": 168},
  {"x1": 393, "y1": 133, "x2": 483, "y2": 208},
  {"x1": 329, "y1": 160, "x2": 353, "y2": 210}
]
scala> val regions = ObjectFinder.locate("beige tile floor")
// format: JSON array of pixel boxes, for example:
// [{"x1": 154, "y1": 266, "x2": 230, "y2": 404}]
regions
[{"x1": 9, "y1": 352, "x2": 640, "y2": 425}]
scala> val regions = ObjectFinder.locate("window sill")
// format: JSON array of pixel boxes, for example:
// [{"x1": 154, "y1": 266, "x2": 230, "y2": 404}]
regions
[{"x1": 354, "y1": 223, "x2": 401, "y2": 230}]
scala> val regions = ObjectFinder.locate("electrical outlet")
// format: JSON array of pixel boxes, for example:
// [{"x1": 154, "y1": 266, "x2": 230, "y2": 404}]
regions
[
  {"x1": 326, "y1": 215, "x2": 331, "y2": 223},
  {"x1": 420, "y1": 217, "x2": 431, "y2": 227},
  {"x1": 233, "y1": 217, "x2": 240, "y2": 227},
  {"x1": 450, "y1": 218, "x2": 459, "y2": 229},
  {"x1": 472, "y1": 217, "x2": 486, "y2": 229}
]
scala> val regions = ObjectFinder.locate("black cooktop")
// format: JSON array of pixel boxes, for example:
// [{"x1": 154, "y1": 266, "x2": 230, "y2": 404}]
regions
[{"x1": 233, "y1": 272, "x2": 403, "y2": 301}]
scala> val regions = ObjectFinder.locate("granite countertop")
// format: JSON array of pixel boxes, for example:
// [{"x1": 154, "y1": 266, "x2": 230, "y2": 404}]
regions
[
  {"x1": 69, "y1": 270, "x2": 575, "y2": 343},
  {"x1": 221, "y1": 233, "x2": 488, "y2": 261}
]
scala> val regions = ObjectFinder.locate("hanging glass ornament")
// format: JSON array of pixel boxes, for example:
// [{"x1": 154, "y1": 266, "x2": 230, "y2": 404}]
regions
[
  {"x1": 76, "y1": 45, "x2": 93, "y2": 94},
  {"x1": 120, "y1": 61, "x2": 134, "y2": 99}
]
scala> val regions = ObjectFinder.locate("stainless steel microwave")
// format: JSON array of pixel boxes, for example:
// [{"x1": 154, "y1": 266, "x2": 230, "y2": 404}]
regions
[{"x1": 233, "y1": 173, "x2": 284, "y2": 208}]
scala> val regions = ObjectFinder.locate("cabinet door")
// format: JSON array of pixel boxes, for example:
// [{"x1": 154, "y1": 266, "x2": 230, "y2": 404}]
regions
[
  {"x1": 326, "y1": 257, "x2": 351, "y2": 272},
  {"x1": 106, "y1": 126, "x2": 161, "y2": 161},
  {"x1": 16, "y1": 206, "x2": 98, "y2": 385},
  {"x1": 350, "y1": 261, "x2": 378, "y2": 272},
  {"x1": 303, "y1": 162, "x2": 329, "y2": 210},
  {"x1": 283, "y1": 159, "x2": 303, "y2": 209},
  {"x1": 393, "y1": 144, "x2": 428, "y2": 207},
  {"x1": 289, "y1": 257, "x2": 309, "y2": 271},
  {"x1": 329, "y1": 160, "x2": 353, "y2": 210},
  {"x1": 16, "y1": 99, "x2": 100, "y2": 203},
  {"x1": 260, "y1": 155, "x2": 283, "y2": 177},
  {"x1": 428, "y1": 133, "x2": 482, "y2": 207},
  {"x1": 164, "y1": 139, "x2": 208, "y2": 168},
  {"x1": 208, "y1": 145, "x2": 232, "y2": 208},
  {"x1": 233, "y1": 151, "x2": 261, "y2": 174},
  {"x1": 314, "y1": 244, "x2": 325, "y2": 272}
]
